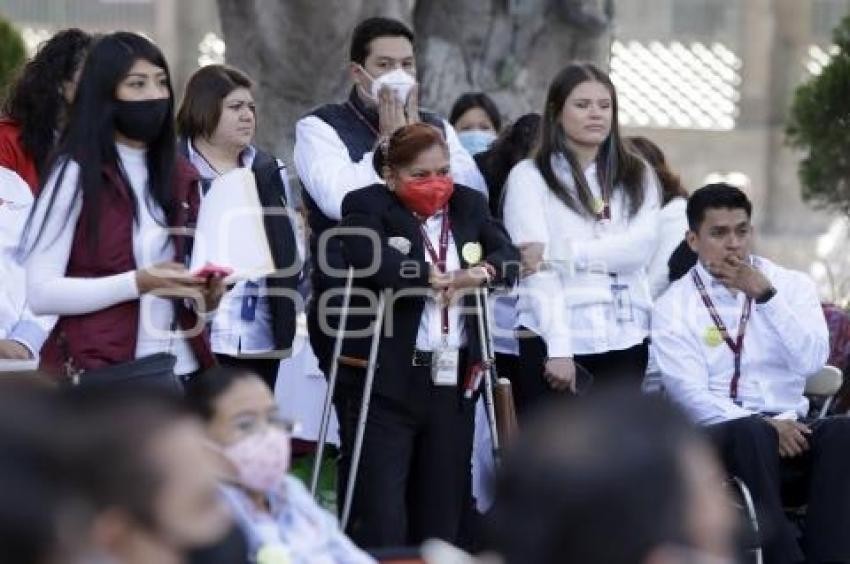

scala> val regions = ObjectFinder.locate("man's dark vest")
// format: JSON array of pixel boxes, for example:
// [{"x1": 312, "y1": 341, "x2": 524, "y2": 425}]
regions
[
  {"x1": 303, "y1": 88, "x2": 444, "y2": 370},
  {"x1": 179, "y1": 139, "x2": 301, "y2": 357}
]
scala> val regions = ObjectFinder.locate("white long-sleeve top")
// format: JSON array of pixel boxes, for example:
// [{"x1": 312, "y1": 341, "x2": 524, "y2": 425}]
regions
[
  {"x1": 294, "y1": 113, "x2": 486, "y2": 222},
  {"x1": 647, "y1": 196, "x2": 688, "y2": 299},
  {"x1": 652, "y1": 257, "x2": 829, "y2": 426},
  {"x1": 0, "y1": 168, "x2": 55, "y2": 356},
  {"x1": 502, "y1": 156, "x2": 660, "y2": 358},
  {"x1": 25, "y1": 143, "x2": 198, "y2": 375}
]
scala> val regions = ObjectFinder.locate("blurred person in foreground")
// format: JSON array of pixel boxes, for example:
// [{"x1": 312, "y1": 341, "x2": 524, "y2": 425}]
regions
[
  {"x1": 60, "y1": 388, "x2": 237, "y2": 564},
  {"x1": 486, "y1": 388, "x2": 738, "y2": 564},
  {"x1": 184, "y1": 365, "x2": 375, "y2": 563},
  {"x1": 0, "y1": 379, "x2": 241, "y2": 564},
  {"x1": 0, "y1": 375, "x2": 81, "y2": 564},
  {"x1": 653, "y1": 183, "x2": 850, "y2": 564}
]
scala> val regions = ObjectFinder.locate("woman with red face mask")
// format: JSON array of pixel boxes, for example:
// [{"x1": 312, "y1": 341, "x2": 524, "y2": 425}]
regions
[{"x1": 334, "y1": 123, "x2": 519, "y2": 549}]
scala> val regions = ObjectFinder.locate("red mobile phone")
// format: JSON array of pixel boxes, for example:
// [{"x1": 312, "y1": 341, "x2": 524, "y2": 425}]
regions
[{"x1": 193, "y1": 263, "x2": 233, "y2": 279}]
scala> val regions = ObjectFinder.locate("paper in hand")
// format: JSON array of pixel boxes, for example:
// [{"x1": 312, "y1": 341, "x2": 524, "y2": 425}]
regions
[{"x1": 189, "y1": 168, "x2": 275, "y2": 284}]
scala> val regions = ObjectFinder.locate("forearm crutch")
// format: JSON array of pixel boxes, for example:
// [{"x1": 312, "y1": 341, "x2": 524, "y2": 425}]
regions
[
  {"x1": 310, "y1": 266, "x2": 355, "y2": 499},
  {"x1": 340, "y1": 289, "x2": 387, "y2": 530},
  {"x1": 474, "y1": 286, "x2": 502, "y2": 465}
]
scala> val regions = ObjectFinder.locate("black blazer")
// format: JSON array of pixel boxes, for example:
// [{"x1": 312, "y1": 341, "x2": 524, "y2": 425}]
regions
[{"x1": 337, "y1": 183, "x2": 519, "y2": 405}]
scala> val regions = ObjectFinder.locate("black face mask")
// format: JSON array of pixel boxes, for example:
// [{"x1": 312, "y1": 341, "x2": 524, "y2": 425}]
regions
[{"x1": 114, "y1": 98, "x2": 170, "y2": 143}]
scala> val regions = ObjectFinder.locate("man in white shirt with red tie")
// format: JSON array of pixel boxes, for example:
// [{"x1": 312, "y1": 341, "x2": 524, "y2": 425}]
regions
[{"x1": 652, "y1": 183, "x2": 850, "y2": 564}]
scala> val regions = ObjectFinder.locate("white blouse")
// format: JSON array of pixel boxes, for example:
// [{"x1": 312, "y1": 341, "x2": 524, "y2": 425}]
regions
[
  {"x1": 25, "y1": 143, "x2": 198, "y2": 374},
  {"x1": 647, "y1": 196, "x2": 689, "y2": 299},
  {"x1": 502, "y1": 156, "x2": 660, "y2": 358}
]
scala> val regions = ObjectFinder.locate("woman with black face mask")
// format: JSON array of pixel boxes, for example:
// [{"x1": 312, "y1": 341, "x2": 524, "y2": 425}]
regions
[{"x1": 21, "y1": 32, "x2": 225, "y2": 383}]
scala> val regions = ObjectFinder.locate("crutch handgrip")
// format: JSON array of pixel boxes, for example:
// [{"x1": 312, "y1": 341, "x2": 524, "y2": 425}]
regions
[{"x1": 494, "y1": 377, "x2": 519, "y2": 447}]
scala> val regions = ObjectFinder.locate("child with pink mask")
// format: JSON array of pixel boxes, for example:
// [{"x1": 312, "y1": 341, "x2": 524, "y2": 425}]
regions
[{"x1": 184, "y1": 366, "x2": 375, "y2": 564}]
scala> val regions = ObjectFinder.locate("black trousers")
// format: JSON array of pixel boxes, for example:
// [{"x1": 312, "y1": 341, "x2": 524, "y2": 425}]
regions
[
  {"x1": 214, "y1": 354, "x2": 281, "y2": 391},
  {"x1": 708, "y1": 415, "x2": 850, "y2": 564},
  {"x1": 512, "y1": 329, "x2": 649, "y2": 416},
  {"x1": 332, "y1": 365, "x2": 475, "y2": 550}
]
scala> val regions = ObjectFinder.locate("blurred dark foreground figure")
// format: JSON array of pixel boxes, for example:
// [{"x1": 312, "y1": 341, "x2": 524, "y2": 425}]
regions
[
  {"x1": 0, "y1": 376, "x2": 247, "y2": 564},
  {"x1": 485, "y1": 388, "x2": 739, "y2": 564}
]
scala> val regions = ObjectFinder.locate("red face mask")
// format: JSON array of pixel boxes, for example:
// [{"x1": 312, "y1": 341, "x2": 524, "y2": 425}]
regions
[{"x1": 395, "y1": 175, "x2": 454, "y2": 218}]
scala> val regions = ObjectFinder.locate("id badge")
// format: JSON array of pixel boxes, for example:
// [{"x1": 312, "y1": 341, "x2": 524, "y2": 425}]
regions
[
  {"x1": 611, "y1": 283, "x2": 634, "y2": 323},
  {"x1": 240, "y1": 281, "x2": 260, "y2": 322},
  {"x1": 431, "y1": 348, "x2": 459, "y2": 386}
]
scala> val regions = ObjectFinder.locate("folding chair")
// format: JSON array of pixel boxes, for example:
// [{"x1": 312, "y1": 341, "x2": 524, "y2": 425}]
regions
[
  {"x1": 733, "y1": 365, "x2": 845, "y2": 563},
  {"x1": 804, "y1": 365, "x2": 843, "y2": 419}
]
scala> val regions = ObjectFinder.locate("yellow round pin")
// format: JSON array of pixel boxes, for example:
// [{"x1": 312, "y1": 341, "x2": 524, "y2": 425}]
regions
[
  {"x1": 703, "y1": 326, "x2": 724, "y2": 347},
  {"x1": 462, "y1": 242, "x2": 483, "y2": 265},
  {"x1": 592, "y1": 197, "x2": 605, "y2": 215},
  {"x1": 257, "y1": 544, "x2": 291, "y2": 564}
]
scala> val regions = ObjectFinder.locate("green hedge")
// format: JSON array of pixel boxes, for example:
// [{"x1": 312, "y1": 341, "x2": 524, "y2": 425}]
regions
[
  {"x1": 787, "y1": 15, "x2": 850, "y2": 216},
  {"x1": 0, "y1": 15, "x2": 26, "y2": 95}
]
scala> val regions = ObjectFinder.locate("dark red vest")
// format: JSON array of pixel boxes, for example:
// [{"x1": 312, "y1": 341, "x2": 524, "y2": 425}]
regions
[{"x1": 40, "y1": 157, "x2": 216, "y2": 374}]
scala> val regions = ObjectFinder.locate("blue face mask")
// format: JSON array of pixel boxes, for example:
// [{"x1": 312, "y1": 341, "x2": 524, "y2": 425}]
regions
[{"x1": 457, "y1": 129, "x2": 497, "y2": 156}]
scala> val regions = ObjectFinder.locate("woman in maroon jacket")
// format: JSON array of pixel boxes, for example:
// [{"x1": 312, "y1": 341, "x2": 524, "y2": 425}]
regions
[{"x1": 21, "y1": 32, "x2": 224, "y2": 382}]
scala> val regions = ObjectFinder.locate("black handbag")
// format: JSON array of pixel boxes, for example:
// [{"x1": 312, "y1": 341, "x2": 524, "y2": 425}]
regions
[{"x1": 69, "y1": 352, "x2": 180, "y2": 392}]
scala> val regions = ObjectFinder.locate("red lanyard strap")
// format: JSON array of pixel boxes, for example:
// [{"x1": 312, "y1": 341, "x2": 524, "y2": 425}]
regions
[
  {"x1": 345, "y1": 101, "x2": 380, "y2": 138},
  {"x1": 420, "y1": 211, "x2": 451, "y2": 337},
  {"x1": 692, "y1": 270, "x2": 752, "y2": 400}
]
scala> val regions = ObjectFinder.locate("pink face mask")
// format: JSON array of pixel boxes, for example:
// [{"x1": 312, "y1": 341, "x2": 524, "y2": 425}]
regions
[{"x1": 224, "y1": 427, "x2": 291, "y2": 493}]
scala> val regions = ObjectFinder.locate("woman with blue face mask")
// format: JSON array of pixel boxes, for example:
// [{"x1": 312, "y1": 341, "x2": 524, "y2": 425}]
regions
[{"x1": 449, "y1": 92, "x2": 502, "y2": 157}]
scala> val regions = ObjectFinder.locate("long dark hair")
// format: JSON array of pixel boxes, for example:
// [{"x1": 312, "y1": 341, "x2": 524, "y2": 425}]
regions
[
  {"x1": 627, "y1": 136, "x2": 687, "y2": 206},
  {"x1": 23, "y1": 32, "x2": 177, "y2": 252},
  {"x1": 1, "y1": 28, "x2": 92, "y2": 178},
  {"x1": 535, "y1": 63, "x2": 646, "y2": 218}
]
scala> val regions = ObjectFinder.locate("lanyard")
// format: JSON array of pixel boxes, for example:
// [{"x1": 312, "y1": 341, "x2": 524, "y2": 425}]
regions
[
  {"x1": 420, "y1": 210, "x2": 451, "y2": 338},
  {"x1": 345, "y1": 101, "x2": 380, "y2": 138},
  {"x1": 691, "y1": 270, "x2": 752, "y2": 400}
]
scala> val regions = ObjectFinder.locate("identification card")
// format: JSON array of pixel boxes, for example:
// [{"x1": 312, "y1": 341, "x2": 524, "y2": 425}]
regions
[
  {"x1": 431, "y1": 348, "x2": 459, "y2": 386},
  {"x1": 611, "y1": 283, "x2": 634, "y2": 323},
  {"x1": 240, "y1": 281, "x2": 260, "y2": 321}
]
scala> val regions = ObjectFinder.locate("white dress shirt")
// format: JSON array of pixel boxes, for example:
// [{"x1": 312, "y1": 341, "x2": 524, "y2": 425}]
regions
[
  {"x1": 647, "y1": 196, "x2": 688, "y2": 299},
  {"x1": 25, "y1": 144, "x2": 198, "y2": 375},
  {"x1": 0, "y1": 167, "x2": 55, "y2": 357},
  {"x1": 294, "y1": 112, "x2": 486, "y2": 222},
  {"x1": 502, "y1": 156, "x2": 660, "y2": 358},
  {"x1": 652, "y1": 257, "x2": 829, "y2": 425},
  {"x1": 187, "y1": 141, "x2": 302, "y2": 356},
  {"x1": 415, "y1": 210, "x2": 467, "y2": 351}
]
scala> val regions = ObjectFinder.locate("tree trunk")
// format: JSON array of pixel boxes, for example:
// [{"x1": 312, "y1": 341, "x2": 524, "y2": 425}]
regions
[
  {"x1": 215, "y1": 0, "x2": 611, "y2": 159},
  {"x1": 413, "y1": 0, "x2": 613, "y2": 119},
  {"x1": 215, "y1": 0, "x2": 413, "y2": 158}
]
